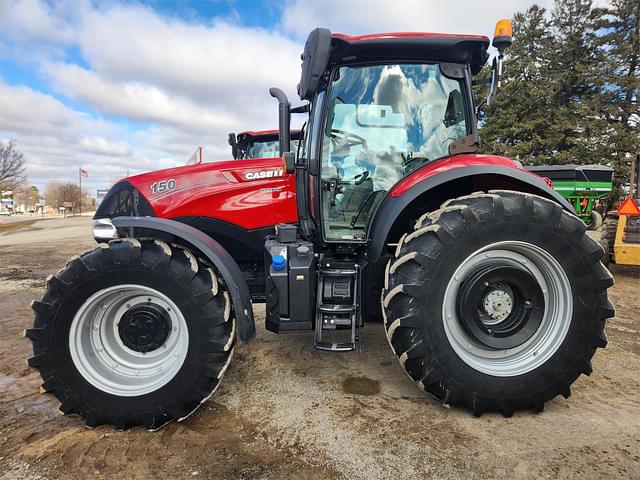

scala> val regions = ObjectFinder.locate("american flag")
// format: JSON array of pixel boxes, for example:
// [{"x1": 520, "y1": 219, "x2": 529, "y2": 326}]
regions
[{"x1": 80, "y1": 168, "x2": 88, "y2": 177}]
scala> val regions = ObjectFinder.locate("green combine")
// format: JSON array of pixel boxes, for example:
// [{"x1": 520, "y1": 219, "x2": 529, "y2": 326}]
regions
[{"x1": 526, "y1": 165, "x2": 614, "y2": 230}]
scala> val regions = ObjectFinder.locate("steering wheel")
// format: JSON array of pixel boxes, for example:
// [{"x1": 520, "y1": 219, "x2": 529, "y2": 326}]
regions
[
  {"x1": 351, "y1": 170, "x2": 370, "y2": 186},
  {"x1": 334, "y1": 170, "x2": 370, "y2": 190},
  {"x1": 330, "y1": 129, "x2": 368, "y2": 150}
]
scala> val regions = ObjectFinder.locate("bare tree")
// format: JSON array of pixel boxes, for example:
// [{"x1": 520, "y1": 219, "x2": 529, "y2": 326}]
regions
[
  {"x1": 44, "y1": 181, "x2": 63, "y2": 209},
  {"x1": 45, "y1": 182, "x2": 88, "y2": 212},
  {"x1": 14, "y1": 185, "x2": 41, "y2": 211},
  {"x1": 0, "y1": 141, "x2": 27, "y2": 191}
]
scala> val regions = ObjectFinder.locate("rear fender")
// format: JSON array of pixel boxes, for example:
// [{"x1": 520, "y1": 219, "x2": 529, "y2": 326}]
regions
[
  {"x1": 367, "y1": 165, "x2": 574, "y2": 263},
  {"x1": 112, "y1": 216, "x2": 255, "y2": 342}
]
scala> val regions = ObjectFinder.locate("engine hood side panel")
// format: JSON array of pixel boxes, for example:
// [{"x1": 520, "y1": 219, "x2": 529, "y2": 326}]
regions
[{"x1": 123, "y1": 158, "x2": 298, "y2": 229}]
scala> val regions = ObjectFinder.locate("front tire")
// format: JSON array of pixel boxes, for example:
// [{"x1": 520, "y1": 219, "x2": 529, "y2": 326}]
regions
[
  {"x1": 382, "y1": 191, "x2": 614, "y2": 416},
  {"x1": 26, "y1": 238, "x2": 235, "y2": 430}
]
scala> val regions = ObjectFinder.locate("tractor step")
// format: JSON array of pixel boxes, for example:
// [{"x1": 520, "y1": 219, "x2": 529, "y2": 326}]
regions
[
  {"x1": 314, "y1": 340, "x2": 357, "y2": 352},
  {"x1": 314, "y1": 259, "x2": 361, "y2": 352},
  {"x1": 317, "y1": 304, "x2": 356, "y2": 313}
]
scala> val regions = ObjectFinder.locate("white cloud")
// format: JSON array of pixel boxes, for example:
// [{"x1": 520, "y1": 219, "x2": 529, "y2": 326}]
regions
[
  {"x1": 0, "y1": 77, "x2": 255, "y2": 193},
  {"x1": 282, "y1": 0, "x2": 554, "y2": 40},
  {"x1": 0, "y1": 0, "x2": 75, "y2": 45},
  {"x1": 44, "y1": 62, "x2": 242, "y2": 134},
  {"x1": 38, "y1": 2, "x2": 306, "y2": 138},
  {"x1": 77, "y1": 5, "x2": 301, "y2": 101},
  {"x1": 78, "y1": 136, "x2": 132, "y2": 158},
  {"x1": 0, "y1": 79, "x2": 174, "y2": 189}
]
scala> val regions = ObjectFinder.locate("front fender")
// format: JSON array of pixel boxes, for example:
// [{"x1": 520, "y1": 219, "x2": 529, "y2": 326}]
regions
[
  {"x1": 112, "y1": 216, "x2": 255, "y2": 342},
  {"x1": 367, "y1": 164, "x2": 574, "y2": 263}
]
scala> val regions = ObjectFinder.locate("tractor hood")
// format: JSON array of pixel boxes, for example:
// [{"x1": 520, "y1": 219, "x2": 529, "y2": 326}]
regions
[{"x1": 95, "y1": 157, "x2": 298, "y2": 230}]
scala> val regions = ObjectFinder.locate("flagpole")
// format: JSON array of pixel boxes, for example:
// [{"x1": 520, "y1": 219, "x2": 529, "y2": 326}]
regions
[{"x1": 79, "y1": 167, "x2": 82, "y2": 216}]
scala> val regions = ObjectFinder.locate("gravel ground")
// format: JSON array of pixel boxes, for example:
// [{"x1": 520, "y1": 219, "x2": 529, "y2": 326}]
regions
[{"x1": 1, "y1": 216, "x2": 638, "y2": 479}]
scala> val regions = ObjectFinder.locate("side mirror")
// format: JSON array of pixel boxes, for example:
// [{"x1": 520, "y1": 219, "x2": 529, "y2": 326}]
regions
[
  {"x1": 299, "y1": 28, "x2": 332, "y2": 101},
  {"x1": 282, "y1": 152, "x2": 295, "y2": 174},
  {"x1": 228, "y1": 133, "x2": 238, "y2": 159}
]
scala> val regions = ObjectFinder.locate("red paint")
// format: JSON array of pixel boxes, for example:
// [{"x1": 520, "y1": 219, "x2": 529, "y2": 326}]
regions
[
  {"x1": 240, "y1": 130, "x2": 279, "y2": 137},
  {"x1": 390, "y1": 154, "x2": 534, "y2": 197},
  {"x1": 333, "y1": 32, "x2": 489, "y2": 42},
  {"x1": 125, "y1": 153, "x2": 539, "y2": 230},
  {"x1": 126, "y1": 158, "x2": 298, "y2": 229},
  {"x1": 239, "y1": 129, "x2": 301, "y2": 137}
]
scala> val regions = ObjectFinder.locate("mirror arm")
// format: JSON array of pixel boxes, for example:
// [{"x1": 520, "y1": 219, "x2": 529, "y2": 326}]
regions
[
  {"x1": 291, "y1": 103, "x2": 310, "y2": 114},
  {"x1": 475, "y1": 98, "x2": 487, "y2": 117},
  {"x1": 486, "y1": 57, "x2": 500, "y2": 107},
  {"x1": 496, "y1": 53, "x2": 504, "y2": 88}
]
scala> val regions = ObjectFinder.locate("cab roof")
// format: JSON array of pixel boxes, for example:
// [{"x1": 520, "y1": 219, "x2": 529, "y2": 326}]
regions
[
  {"x1": 238, "y1": 129, "x2": 301, "y2": 141},
  {"x1": 330, "y1": 31, "x2": 490, "y2": 74}
]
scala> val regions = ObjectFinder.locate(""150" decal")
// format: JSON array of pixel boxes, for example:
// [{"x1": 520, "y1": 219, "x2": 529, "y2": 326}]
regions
[{"x1": 150, "y1": 179, "x2": 177, "y2": 195}]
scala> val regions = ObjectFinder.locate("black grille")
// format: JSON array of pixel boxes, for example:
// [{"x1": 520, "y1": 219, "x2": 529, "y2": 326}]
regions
[{"x1": 94, "y1": 181, "x2": 155, "y2": 219}]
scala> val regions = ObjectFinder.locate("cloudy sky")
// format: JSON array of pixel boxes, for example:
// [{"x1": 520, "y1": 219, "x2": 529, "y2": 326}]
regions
[{"x1": 0, "y1": 0, "x2": 552, "y2": 195}]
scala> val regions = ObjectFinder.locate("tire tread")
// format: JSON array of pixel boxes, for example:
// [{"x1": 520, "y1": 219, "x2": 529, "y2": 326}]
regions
[
  {"x1": 383, "y1": 190, "x2": 614, "y2": 416},
  {"x1": 28, "y1": 239, "x2": 236, "y2": 430}
]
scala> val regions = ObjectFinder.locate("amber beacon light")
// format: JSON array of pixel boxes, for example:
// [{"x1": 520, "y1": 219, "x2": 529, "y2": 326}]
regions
[{"x1": 492, "y1": 19, "x2": 513, "y2": 54}]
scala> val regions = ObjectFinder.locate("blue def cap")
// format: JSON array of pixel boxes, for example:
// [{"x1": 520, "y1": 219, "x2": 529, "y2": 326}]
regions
[{"x1": 272, "y1": 255, "x2": 286, "y2": 271}]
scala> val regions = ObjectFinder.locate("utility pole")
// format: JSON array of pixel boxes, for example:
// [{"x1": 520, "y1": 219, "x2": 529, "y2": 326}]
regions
[{"x1": 632, "y1": 154, "x2": 639, "y2": 199}]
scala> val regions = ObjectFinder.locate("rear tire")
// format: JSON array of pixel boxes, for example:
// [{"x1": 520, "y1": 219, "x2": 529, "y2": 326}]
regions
[
  {"x1": 382, "y1": 191, "x2": 614, "y2": 416},
  {"x1": 26, "y1": 238, "x2": 235, "y2": 430},
  {"x1": 588, "y1": 210, "x2": 603, "y2": 231},
  {"x1": 600, "y1": 211, "x2": 619, "y2": 266}
]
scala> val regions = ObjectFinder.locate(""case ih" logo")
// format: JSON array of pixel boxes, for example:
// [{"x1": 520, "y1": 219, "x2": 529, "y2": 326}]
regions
[{"x1": 245, "y1": 169, "x2": 283, "y2": 180}]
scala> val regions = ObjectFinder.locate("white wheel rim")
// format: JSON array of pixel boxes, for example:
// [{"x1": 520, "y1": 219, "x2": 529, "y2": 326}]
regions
[
  {"x1": 442, "y1": 241, "x2": 573, "y2": 377},
  {"x1": 69, "y1": 284, "x2": 189, "y2": 396}
]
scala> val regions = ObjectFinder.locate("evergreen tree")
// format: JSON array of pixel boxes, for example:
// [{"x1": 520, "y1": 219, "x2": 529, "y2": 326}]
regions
[
  {"x1": 548, "y1": 0, "x2": 605, "y2": 164},
  {"x1": 593, "y1": 0, "x2": 639, "y2": 191},
  {"x1": 480, "y1": 1, "x2": 618, "y2": 166},
  {"x1": 479, "y1": 5, "x2": 558, "y2": 164}
]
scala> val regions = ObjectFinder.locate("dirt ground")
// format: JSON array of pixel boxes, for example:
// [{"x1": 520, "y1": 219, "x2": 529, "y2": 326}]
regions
[{"x1": 1, "y1": 217, "x2": 638, "y2": 480}]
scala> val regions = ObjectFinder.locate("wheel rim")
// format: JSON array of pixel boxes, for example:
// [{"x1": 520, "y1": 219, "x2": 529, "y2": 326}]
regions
[
  {"x1": 442, "y1": 241, "x2": 572, "y2": 377},
  {"x1": 69, "y1": 284, "x2": 189, "y2": 396}
]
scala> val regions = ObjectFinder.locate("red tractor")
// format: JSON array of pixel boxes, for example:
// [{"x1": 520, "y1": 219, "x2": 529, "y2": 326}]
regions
[
  {"x1": 228, "y1": 129, "x2": 302, "y2": 159},
  {"x1": 27, "y1": 22, "x2": 613, "y2": 429}
]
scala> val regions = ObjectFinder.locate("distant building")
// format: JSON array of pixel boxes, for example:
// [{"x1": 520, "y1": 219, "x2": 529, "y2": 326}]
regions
[{"x1": 0, "y1": 191, "x2": 14, "y2": 215}]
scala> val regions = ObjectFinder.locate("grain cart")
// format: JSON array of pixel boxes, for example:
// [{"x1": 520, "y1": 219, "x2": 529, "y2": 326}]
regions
[
  {"x1": 228, "y1": 129, "x2": 302, "y2": 159},
  {"x1": 27, "y1": 22, "x2": 614, "y2": 429},
  {"x1": 525, "y1": 164, "x2": 614, "y2": 229}
]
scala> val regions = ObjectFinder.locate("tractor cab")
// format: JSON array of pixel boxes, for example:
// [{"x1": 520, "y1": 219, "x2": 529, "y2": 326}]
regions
[
  {"x1": 265, "y1": 27, "x2": 512, "y2": 349},
  {"x1": 272, "y1": 29, "x2": 497, "y2": 245},
  {"x1": 228, "y1": 129, "x2": 302, "y2": 160}
]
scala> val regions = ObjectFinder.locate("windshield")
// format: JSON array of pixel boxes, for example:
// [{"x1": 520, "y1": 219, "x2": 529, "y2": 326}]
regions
[
  {"x1": 320, "y1": 63, "x2": 468, "y2": 241},
  {"x1": 245, "y1": 139, "x2": 300, "y2": 159}
]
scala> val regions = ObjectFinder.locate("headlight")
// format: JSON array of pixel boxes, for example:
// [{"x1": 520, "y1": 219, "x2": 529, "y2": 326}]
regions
[{"x1": 93, "y1": 218, "x2": 118, "y2": 241}]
